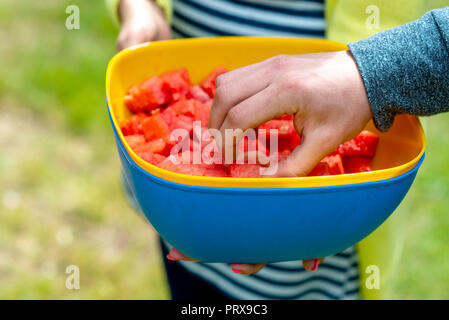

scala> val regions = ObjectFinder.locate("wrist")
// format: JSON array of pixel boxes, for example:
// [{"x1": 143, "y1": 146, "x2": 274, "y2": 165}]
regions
[{"x1": 119, "y1": 0, "x2": 162, "y2": 24}]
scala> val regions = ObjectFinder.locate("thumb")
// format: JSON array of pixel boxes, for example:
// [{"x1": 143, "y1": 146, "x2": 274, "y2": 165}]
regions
[{"x1": 275, "y1": 130, "x2": 337, "y2": 177}]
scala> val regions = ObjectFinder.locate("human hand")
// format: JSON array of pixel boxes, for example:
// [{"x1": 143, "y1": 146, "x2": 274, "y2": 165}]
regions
[
  {"x1": 209, "y1": 51, "x2": 373, "y2": 177},
  {"x1": 165, "y1": 52, "x2": 371, "y2": 275},
  {"x1": 117, "y1": 0, "x2": 171, "y2": 51},
  {"x1": 166, "y1": 247, "x2": 325, "y2": 275}
]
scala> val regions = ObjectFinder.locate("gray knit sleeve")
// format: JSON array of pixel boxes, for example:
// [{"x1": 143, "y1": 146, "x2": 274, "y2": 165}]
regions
[{"x1": 348, "y1": 7, "x2": 449, "y2": 131}]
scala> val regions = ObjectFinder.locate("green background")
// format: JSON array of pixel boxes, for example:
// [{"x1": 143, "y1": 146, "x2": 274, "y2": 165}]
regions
[{"x1": 0, "y1": 0, "x2": 447, "y2": 299}]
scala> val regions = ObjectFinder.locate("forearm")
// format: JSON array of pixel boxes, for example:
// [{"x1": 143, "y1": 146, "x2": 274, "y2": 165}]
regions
[{"x1": 348, "y1": 7, "x2": 449, "y2": 131}]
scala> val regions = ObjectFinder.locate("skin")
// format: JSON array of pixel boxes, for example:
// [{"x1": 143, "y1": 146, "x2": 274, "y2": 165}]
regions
[
  {"x1": 117, "y1": 1, "x2": 373, "y2": 274},
  {"x1": 116, "y1": 0, "x2": 171, "y2": 51}
]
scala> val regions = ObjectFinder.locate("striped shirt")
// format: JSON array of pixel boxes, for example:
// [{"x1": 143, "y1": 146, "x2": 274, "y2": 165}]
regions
[
  {"x1": 165, "y1": 240, "x2": 360, "y2": 300},
  {"x1": 130, "y1": 0, "x2": 360, "y2": 300},
  {"x1": 171, "y1": 0, "x2": 326, "y2": 38}
]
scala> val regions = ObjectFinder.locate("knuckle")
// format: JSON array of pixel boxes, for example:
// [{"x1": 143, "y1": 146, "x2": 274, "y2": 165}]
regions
[
  {"x1": 226, "y1": 107, "x2": 243, "y2": 127},
  {"x1": 269, "y1": 54, "x2": 292, "y2": 71},
  {"x1": 278, "y1": 72, "x2": 302, "y2": 92},
  {"x1": 214, "y1": 85, "x2": 229, "y2": 104},
  {"x1": 215, "y1": 74, "x2": 227, "y2": 88}
]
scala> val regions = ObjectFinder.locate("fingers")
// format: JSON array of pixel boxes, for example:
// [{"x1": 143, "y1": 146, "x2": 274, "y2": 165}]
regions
[
  {"x1": 166, "y1": 248, "x2": 199, "y2": 262},
  {"x1": 230, "y1": 263, "x2": 268, "y2": 275},
  {"x1": 216, "y1": 85, "x2": 296, "y2": 162},
  {"x1": 166, "y1": 249, "x2": 325, "y2": 274},
  {"x1": 302, "y1": 258, "x2": 325, "y2": 272},
  {"x1": 209, "y1": 71, "x2": 271, "y2": 131},
  {"x1": 276, "y1": 129, "x2": 338, "y2": 177},
  {"x1": 209, "y1": 55, "x2": 289, "y2": 130}
]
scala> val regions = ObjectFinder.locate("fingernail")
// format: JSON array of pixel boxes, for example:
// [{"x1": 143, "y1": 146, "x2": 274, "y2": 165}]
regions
[
  {"x1": 231, "y1": 268, "x2": 243, "y2": 274},
  {"x1": 311, "y1": 258, "x2": 319, "y2": 272},
  {"x1": 166, "y1": 253, "x2": 179, "y2": 261}
]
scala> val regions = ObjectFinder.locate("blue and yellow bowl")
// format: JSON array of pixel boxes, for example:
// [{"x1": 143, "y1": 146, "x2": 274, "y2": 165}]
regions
[{"x1": 106, "y1": 37, "x2": 425, "y2": 263}]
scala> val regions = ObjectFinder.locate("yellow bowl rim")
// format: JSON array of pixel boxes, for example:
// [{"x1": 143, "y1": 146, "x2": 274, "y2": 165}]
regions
[{"x1": 106, "y1": 37, "x2": 426, "y2": 189}]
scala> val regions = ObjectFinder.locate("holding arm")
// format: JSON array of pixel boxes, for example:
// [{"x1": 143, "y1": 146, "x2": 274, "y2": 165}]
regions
[{"x1": 348, "y1": 8, "x2": 449, "y2": 131}]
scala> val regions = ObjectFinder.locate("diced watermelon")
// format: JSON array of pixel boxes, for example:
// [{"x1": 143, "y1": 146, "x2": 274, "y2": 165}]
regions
[
  {"x1": 161, "y1": 106, "x2": 177, "y2": 126},
  {"x1": 323, "y1": 154, "x2": 345, "y2": 175},
  {"x1": 278, "y1": 131, "x2": 301, "y2": 152},
  {"x1": 200, "y1": 67, "x2": 228, "y2": 98},
  {"x1": 158, "y1": 153, "x2": 207, "y2": 176},
  {"x1": 201, "y1": 139, "x2": 222, "y2": 165},
  {"x1": 160, "y1": 69, "x2": 191, "y2": 102},
  {"x1": 124, "y1": 134, "x2": 146, "y2": 149},
  {"x1": 124, "y1": 76, "x2": 171, "y2": 112},
  {"x1": 193, "y1": 100, "x2": 212, "y2": 127},
  {"x1": 204, "y1": 164, "x2": 229, "y2": 177},
  {"x1": 171, "y1": 98, "x2": 196, "y2": 117},
  {"x1": 343, "y1": 156, "x2": 373, "y2": 173},
  {"x1": 133, "y1": 138, "x2": 166, "y2": 154},
  {"x1": 236, "y1": 136, "x2": 268, "y2": 164},
  {"x1": 141, "y1": 113, "x2": 171, "y2": 142},
  {"x1": 229, "y1": 164, "x2": 262, "y2": 178},
  {"x1": 170, "y1": 114, "x2": 194, "y2": 133},
  {"x1": 188, "y1": 85, "x2": 211, "y2": 103},
  {"x1": 137, "y1": 152, "x2": 166, "y2": 165},
  {"x1": 338, "y1": 130, "x2": 379, "y2": 157},
  {"x1": 308, "y1": 161, "x2": 330, "y2": 176},
  {"x1": 120, "y1": 114, "x2": 146, "y2": 136}
]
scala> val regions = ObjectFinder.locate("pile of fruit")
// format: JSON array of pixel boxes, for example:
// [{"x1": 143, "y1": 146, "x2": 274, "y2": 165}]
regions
[{"x1": 120, "y1": 68, "x2": 379, "y2": 178}]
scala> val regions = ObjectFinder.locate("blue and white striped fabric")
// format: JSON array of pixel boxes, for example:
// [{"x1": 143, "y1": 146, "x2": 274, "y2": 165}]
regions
[
  {"x1": 171, "y1": 0, "x2": 326, "y2": 38},
  {"x1": 165, "y1": 241, "x2": 360, "y2": 300}
]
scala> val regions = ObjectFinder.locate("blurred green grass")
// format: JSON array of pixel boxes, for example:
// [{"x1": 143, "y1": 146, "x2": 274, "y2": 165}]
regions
[
  {"x1": 0, "y1": 0, "x2": 447, "y2": 299},
  {"x1": 0, "y1": 0, "x2": 169, "y2": 299}
]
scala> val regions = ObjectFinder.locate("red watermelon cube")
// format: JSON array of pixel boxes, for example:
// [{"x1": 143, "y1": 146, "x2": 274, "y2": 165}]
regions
[
  {"x1": 338, "y1": 130, "x2": 379, "y2": 157},
  {"x1": 343, "y1": 156, "x2": 373, "y2": 173},
  {"x1": 200, "y1": 67, "x2": 228, "y2": 98},
  {"x1": 308, "y1": 161, "x2": 330, "y2": 176},
  {"x1": 229, "y1": 164, "x2": 262, "y2": 178},
  {"x1": 323, "y1": 154, "x2": 345, "y2": 175},
  {"x1": 124, "y1": 76, "x2": 171, "y2": 113},
  {"x1": 160, "y1": 69, "x2": 191, "y2": 102},
  {"x1": 141, "y1": 113, "x2": 171, "y2": 142}
]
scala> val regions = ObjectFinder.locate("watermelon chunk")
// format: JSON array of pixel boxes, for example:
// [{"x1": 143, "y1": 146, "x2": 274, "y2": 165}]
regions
[
  {"x1": 323, "y1": 154, "x2": 345, "y2": 175},
  {"x1": 158, "y1": 153, "x2": 207, "y2": 176},
  {"x1": 188, "y1": 85, "x2": 211, "y2": 103},
  {"x1": 120, "y1": 114, "x2": 146, "y2": 136},
  {"x1": 137, "y1": 152, "x2": 166, "y2": 165},
  {"x1": 124, "y1": 134, "x2": 146, "y2": 149},
  {"x1": 160, "y1": 69, "x2": 191, "y2": 102},
  {"x1": 338, "y1": 130, "x2": 379, "y2": 157},
  {"x1": 308, "y1": 161, "x2": 330, "y2": 176},
  {"x1": 344, "y1": 156, "x2": 373, "y2": 173},
  {"x1": 200, "y1": 67, "x2": 228, "y2": 98},
  {"x1": 229, "y1": 164, "x2": 262, "y2": 178},
  {"x1": 170, "y1": 114, "x2": 194, "y2": 133},
  {"x1": 141, "y1": 113, "x2": 171, "y2": 142},
  {"x1": 133, "y1": 138, "x2": 166, "y2": 154},
  {"x1": 124, "y1": 76, "x2": 171, "y2": 113},
  {"x1": 193, "y1": 100, "x2": 212, "y2": 127},
  {"x1": 171, "y1": 98, "x2": 197, "y2": 118}
]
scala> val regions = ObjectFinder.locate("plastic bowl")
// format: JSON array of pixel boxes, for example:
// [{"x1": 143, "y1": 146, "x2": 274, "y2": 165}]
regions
[{"x1": 106, "y1": 37, "x2": 426, "y2": 262}]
